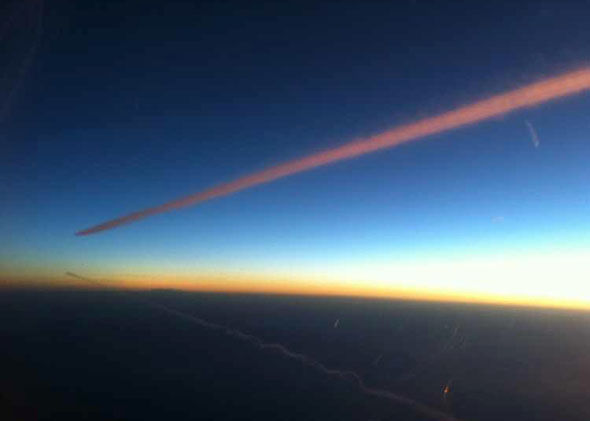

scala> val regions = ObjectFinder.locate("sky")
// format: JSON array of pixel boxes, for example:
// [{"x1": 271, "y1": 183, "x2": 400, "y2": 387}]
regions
[{"x1": 2, "y1": 0, "x2": 590, "y2": 308}]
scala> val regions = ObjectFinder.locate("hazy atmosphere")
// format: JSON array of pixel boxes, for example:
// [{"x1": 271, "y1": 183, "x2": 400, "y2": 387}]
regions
[{"x1": 2, "y1": 1, "x2": 590, "y2": 420}]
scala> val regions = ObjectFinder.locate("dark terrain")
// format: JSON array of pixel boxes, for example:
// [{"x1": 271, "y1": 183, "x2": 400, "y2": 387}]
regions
[{"x1": 2, "y1": 288, "x2": 589, "y2": 420}]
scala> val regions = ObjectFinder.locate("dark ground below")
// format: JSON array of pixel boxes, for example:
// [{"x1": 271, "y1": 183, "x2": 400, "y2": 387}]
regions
[{"x1": 2, "y1": 288, "x2": 589, "y2": 421}]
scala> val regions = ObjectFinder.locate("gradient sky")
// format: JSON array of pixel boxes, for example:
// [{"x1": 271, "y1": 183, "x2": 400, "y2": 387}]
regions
[{"x1": 2, "y1": 0, "x2": 590, "y2": 307}]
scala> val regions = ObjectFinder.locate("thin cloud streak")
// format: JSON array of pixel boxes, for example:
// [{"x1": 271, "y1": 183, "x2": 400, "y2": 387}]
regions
[
  {"x1": 525, "y1": 120, "x2": 540, "y2": 148},
  {"x1": 65, "y1": 272, "x2": 460, "y2": 421},
  {"x1": 77, "y1": 68, "x2": 590, "y2": 235}
]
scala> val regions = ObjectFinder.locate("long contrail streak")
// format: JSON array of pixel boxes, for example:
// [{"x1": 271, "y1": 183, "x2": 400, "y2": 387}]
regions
[
  {"x1": 77, "y1": 68, "x2": 590, "y2": 235},
  {"x1": 65, "y1": 272, "x2": 461, "y2": 421}
]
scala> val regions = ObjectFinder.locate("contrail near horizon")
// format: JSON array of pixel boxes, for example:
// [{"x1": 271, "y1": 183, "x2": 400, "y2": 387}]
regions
[
  {"x1": 77, "y1": 68, "x2": 590, "y2": 235},
  {"x1": 65, "y1": 272, "x2": 461, "y2": 421}
]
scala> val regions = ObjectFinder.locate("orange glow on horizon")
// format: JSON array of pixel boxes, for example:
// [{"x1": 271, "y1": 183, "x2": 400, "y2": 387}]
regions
[
  {"x1": 3, "y1": 274, "x2": 589, "y2": 311},
  {"x1": 4, "y1": 249, "x2": 590, "y2": 312}
]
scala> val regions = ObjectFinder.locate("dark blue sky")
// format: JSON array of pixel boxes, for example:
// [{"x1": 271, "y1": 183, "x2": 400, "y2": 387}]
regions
[{"x1": 3, "y1": 0, "x2": 590, "y2": 302}]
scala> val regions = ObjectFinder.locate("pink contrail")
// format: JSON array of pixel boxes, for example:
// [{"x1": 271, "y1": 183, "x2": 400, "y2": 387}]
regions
[
  {"x1": 77, "y1": 68, "x2": 590, "y2": 235},
  {"x1": 65, "y1": 272, "x2": 460, "y2": 421}
]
